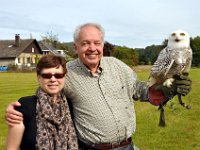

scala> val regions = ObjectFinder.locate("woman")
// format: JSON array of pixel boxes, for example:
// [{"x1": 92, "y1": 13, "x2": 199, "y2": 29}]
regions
[{"x1": 6, "y1": 54, "x2": 78, "y2": 150}]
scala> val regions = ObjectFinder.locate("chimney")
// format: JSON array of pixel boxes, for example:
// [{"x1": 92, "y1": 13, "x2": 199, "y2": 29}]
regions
[
  {"x1": 30, "y1": 33, "x2": 33, "y2": 39},
  {"x1": 15, "y1": 34, "x2": 20, "y2": 47}
]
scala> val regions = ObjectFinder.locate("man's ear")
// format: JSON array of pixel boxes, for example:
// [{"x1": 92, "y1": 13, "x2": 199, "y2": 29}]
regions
[
  {"x1": 73, "y1": 43, "x2": 77, "y2": 50},
  {"x1": 73, "y1": 43, "x2": 78, "y2": 54}
]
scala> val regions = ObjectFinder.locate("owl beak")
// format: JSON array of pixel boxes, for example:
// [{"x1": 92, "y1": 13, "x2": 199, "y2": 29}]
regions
[{"x1": 175, "y1": 38, "x2": 180, "y2": 42}]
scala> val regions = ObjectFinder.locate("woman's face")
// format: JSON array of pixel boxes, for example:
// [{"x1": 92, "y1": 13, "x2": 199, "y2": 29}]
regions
[{"x1": 37, "y1": 65, "x2": 65, "y2": 97}]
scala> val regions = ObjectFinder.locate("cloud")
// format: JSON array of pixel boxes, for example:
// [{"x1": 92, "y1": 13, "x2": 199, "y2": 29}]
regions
[{"x1": 0, "y1": 0, "x2": 200, "y2": 48}]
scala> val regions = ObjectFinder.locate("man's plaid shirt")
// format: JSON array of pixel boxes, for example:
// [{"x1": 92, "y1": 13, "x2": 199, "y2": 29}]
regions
[{"x1": 64, "y1": 57, "x2": 148, "y2": 144}]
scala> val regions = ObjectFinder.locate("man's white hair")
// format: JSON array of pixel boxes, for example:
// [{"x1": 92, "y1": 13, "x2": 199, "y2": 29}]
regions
[{"x1": 73, "y1": 22, "x2": 105, "y2": 43}]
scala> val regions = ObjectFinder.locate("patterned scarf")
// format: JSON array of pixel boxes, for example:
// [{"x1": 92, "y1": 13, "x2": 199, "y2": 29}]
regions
[{"x1": 35, "y1": 87, "x2": 78, "y2": 150}]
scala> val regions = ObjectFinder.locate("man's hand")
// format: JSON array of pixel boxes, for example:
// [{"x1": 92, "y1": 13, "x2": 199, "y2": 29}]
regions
[
  {"x1": 175, "y1": 74, "x2": 192, "y2": 96},
  {"x1": 155, "y1": 74, "x2": 192, "y2": 99},
  {"x1": 5, "y1": 101, "x2": 23, "y2": 126}
]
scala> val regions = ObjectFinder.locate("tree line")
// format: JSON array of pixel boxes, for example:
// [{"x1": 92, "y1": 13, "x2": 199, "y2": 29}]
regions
[
  {"x1": 42, "y1": 33, "x2": 200, "y2": 67},
  {"x1": 135, "y1": 36, "x2": 200, "y2": 67}
]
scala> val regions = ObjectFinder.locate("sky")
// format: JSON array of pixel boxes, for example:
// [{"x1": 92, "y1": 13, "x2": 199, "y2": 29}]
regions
[{"x1": 0, "y1": 0, "x2": 200, "y2": 48}]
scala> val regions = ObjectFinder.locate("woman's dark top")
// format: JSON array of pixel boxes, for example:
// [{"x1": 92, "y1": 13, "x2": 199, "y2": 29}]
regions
[{"x1": 16, "y1": 95, "x2": 37, "y2": 150}]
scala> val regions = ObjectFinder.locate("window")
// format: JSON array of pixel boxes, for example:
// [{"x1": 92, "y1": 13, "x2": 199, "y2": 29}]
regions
[
  {"x1": 27, "y1": 57, "x2": 31, "y2": 63},
  {"x1": 32, "y1": 47, "x2": 35, "y2": 53}
]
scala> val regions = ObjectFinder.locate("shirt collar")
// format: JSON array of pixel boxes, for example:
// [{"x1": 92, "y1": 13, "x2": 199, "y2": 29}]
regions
[{"x1": 77, "y1": 58, "x2": 103, "y2": 77}]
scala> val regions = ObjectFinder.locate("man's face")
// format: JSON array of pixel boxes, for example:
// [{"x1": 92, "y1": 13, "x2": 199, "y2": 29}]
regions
[{"x1": 74, "y1": 26, "x2": 104, "y2": 72}]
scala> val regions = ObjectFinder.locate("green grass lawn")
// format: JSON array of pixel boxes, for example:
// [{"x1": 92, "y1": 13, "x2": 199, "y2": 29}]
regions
[
  {"x1": 133, "y1": 67, "x2": 200, "y2": 150},
  {"x1": 0, "y1": 68, "x2": 200, "y2": 150},
  {"x1": 0, "y1": 72, "x2": 38, "y2": 149}
]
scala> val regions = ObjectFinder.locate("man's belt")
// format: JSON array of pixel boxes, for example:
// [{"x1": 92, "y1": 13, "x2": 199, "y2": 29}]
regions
[{"x1": 91, "y1": 137, "x2": 132, "y2": 150}]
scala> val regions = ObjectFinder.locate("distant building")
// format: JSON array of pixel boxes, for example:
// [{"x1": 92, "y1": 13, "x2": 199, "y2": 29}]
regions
[
  {"x1": 103, "y1": 41, "x2": 115, "y2": 56},
  {"x1": 0, "y1": 34, "x2": 42, "y2": 69},
  {"x1": 38, "y1": 41, "x2": 65, "y2": 57}
]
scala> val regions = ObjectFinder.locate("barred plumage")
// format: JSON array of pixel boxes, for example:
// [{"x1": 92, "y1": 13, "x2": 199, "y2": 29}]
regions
[{"x1": 148, "y1": 29, "x2": 193, "y2": 87}]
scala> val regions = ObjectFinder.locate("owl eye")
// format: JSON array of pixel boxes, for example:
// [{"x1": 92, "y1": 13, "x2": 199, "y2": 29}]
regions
[
  {"x1": 180, "y1": 33, "x2": 185, "y2": 36},
  {"x1": 171, "y1": 33, "x2": 176, "y2": 36}
]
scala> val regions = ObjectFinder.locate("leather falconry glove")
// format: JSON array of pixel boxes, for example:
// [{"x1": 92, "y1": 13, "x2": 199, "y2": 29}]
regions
[
  {"x1": 149, "y1": 74, "x2": 192, "y2": 127},
  {"x1": 155, "y1": 74, "x2": 192, "y2": 100}
]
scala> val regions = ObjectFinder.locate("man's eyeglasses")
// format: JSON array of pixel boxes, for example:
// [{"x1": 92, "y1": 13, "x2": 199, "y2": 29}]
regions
[{"x1": 40, "y1": 73, "x2": 65, "y2": 79}]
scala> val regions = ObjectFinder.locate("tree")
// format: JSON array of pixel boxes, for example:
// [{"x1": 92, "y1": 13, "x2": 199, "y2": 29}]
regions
[
  {"x1": 103, "y1": 41, "x2": 115, "y2": 56},
  {"x1": 113, "y1": 46, "x2": 138, "y2": 66},
  {"x1": 162, "y1": 39, "x2": 168, "y2": 48},
  {"x1": 191, "y1": 36, "x2": 200, "y2": 67},
  {"x1": 139, "y1": 54, "x2": 149, "y2": 65},
  {"x1": 136, "y1": 48, "x2": 149, "y2": 65},
  {"x1": 41, "y1": 31, "x2": 58, "y2": 47},
  {"x1": 145, "y1": 44, "x2": 163, "y2": 64}
]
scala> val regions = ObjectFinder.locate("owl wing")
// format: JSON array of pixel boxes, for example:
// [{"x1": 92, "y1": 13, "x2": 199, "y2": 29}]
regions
[
  {"x1": 151, "y1": 47, "x2": 174, "y2": 77},
  {"x1": 148, "y1": 47, "x2": 175, "y2": 87},
  {"x1": 183, "y1": 47, "x2": 193, "y2": 73}
]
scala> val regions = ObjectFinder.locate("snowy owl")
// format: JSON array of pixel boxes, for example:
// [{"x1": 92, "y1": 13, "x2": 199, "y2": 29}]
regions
[
  {"x1": 148, "y1": 29, "x2": 192, "y2": 126},
  {"x1": 148, "y1": 29, "x2": 192, "y2": 88}
]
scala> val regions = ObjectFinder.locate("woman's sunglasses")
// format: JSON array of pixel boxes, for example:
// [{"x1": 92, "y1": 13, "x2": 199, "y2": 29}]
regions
[{"x1": 40, "y1": 73, "x2": 65, "y2": 79}]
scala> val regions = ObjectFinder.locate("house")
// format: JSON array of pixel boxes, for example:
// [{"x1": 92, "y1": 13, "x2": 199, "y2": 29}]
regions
[
  {"x1": 38, "y1": 41, "x2": 65, "y2": 56},
  {"x1": 0, "y1": 34, "x2": 43, "y2": 69}
]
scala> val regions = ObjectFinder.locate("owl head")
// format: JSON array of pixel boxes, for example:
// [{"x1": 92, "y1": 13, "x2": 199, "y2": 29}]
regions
[{"x1": 167, "y1": 29, "x2": 190, "y2": 49}]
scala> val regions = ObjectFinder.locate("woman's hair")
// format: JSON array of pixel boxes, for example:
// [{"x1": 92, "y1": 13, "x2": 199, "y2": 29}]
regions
[
  {"x1": 36, "y1": 54, "x2": 67, "y2": 75},
  {"x1": 73, "y1": 22, "x2": 105, "y2": 43}
]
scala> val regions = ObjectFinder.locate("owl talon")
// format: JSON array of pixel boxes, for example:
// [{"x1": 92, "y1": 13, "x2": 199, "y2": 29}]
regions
[{"x1": 163, "y1": 78, "x2": 174, "y2": 87}]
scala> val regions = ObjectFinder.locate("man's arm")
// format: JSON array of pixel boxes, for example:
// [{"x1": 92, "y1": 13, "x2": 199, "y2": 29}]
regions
[{"x1": 5, "y1": 101, "x2": 23, "y2": 126}]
